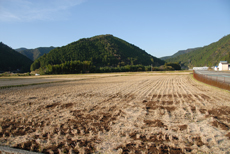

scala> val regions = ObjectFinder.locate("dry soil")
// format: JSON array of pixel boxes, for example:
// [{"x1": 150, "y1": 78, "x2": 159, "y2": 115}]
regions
[{"x1": 0, "y1": 73, "x2": 230, "y2": 154}]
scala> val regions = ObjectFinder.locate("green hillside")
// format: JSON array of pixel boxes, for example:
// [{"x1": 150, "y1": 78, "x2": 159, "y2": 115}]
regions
[
  {"x1": 166, "y1": 34, "x2": 230, "y2": 69},
  {"x1": 15, "y1": 47, "x2": 55, "y2": 61},
  {"x1": 160, "y1": 47, "x2": 201, "y2": 60},
  {"x1": 31, "y1": 34, "x2": 164, "y2": 71},
  {"x1": 0, "y1": 42, "x2": 33, "y2": 72}
]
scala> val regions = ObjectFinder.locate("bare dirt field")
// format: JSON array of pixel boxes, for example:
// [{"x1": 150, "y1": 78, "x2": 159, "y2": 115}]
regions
[{"x1": 0, "y1": 72, "x2": 230, "y2": 153}]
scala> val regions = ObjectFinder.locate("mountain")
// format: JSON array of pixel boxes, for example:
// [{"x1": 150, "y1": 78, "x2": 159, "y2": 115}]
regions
[
  {"x1": 160, "y1": 47, "x2": 201, "y2": 60},
  {"x1": 15, "y1": 47, "x2": 55, "y2": 61},
  {"x1": 0, "y1": 42, "x2": 33, "y2": 72},
  {"x1": 15, "y1": 47, "x2": 27, "y2": 52},
  {"x1": 30, "y1": 34, "x2": 165, "y2": 71},
  {"x1": 165, "y1": 34, "x2": 230, "y2": 69}
]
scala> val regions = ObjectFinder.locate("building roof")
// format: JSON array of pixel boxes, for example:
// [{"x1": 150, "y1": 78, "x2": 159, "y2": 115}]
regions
[{"x1": 220, "y1": 61, "x2": 228, "y2": 63}]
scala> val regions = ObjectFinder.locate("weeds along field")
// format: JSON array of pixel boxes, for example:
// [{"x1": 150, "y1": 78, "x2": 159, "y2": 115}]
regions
[{"x1": 0, "y1": 73, "x2": 230, "y2": 153}]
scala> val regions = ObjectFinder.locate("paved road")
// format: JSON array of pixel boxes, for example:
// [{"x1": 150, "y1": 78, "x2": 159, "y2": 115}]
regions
[{"x1": 194, "y1": 70, "x2": 230, "y2": 84}]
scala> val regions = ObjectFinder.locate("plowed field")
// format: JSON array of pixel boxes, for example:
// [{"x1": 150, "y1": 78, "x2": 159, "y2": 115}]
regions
[{"x1": 0, "y1": 73, "x2": 230, "y2": 153}]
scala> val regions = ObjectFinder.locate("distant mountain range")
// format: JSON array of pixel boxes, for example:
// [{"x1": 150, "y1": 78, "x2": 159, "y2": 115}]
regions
[
  {"x1": 160, "y1": 47, "x2": 201, "y2": 60},
  {"x1": 165, "y1": 34, "x2": 230, "y2": 69},
  {"x1": 15, "y1": 47, "x2": 27, "y2": 52},
  {"x1": 15, "y1": 47, "x2": 55, "y2": 61},
  {"x1": 30, "y1": 34, "x2": 165, "y2": 71},
  {"x1": 0, "y1": 42, "x2": 33, "y2": 72},
  {"x1": 1, "y1": 33, "x2": 230, "y2": 73}
]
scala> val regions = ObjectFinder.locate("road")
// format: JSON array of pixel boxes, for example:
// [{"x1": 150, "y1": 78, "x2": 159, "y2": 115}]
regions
[{"x1": 195, "y1": 70, "x2": 230, "y2": 84}]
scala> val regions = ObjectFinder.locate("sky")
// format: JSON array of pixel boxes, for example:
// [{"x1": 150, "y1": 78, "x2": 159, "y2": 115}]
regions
[{"x1": 0, "y1": 0, "x2": 230, "y2": 58}]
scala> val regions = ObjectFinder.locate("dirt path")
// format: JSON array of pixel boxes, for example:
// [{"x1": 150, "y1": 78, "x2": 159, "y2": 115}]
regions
[{"x1": 0, "y1": 74, "x2": 230, "y2": 153}]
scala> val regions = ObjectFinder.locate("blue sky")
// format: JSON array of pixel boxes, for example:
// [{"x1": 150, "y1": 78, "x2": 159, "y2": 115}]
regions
[{"x1": 1, "y1": 0, "x2": 230, "y2": 58}]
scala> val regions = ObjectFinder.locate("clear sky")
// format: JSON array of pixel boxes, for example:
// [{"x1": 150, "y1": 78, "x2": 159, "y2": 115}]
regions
[{"x1": 1, "y1": 0, "x2": 230, "y2": 58}]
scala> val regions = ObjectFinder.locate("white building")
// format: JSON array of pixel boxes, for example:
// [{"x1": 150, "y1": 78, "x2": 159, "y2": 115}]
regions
[{"x1": 218, "y1": 61, "x2": 229, "y2": 71}]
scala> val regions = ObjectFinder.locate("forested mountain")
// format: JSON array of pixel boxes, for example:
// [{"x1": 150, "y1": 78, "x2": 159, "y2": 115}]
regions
[
  {"x1": 160, "y1": 47, "x2": 201, "y2": 60},
  {"x1": 165, "y1": 34, "x2": 230, "y2": 69},
  {"x1": 0, "y1": 42, "x2": 33, "y2": 72},
  {"x1": 15, "y1": 47, "x2": 55, "y2": 61},
  {"x1": 31, "y1": 34, "x2": 164, "y2": 71}
]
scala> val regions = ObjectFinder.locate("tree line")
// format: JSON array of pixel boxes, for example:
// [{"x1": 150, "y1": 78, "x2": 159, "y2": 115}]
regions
[{"x1": 36, "y1": 60, "x2": 181, "y2": 75}]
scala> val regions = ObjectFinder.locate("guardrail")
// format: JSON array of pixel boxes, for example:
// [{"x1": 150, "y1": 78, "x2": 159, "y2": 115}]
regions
[{"x1": 193, "y1": 70, "x2": 230, "y2": 91}]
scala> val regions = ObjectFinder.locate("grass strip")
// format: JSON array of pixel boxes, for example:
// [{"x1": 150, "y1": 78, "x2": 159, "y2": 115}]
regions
[
  {"x1": 0, "y1": 80, "x2": 70, "y2": 89},
  {"x1": 0, "y1": 75, "x2": 121, "y2": 89}
]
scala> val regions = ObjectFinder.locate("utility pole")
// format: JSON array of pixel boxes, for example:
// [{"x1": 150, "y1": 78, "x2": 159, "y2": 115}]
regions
[{"x1": 151, "y1": 64, "x2": 152, "y2": 71}]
